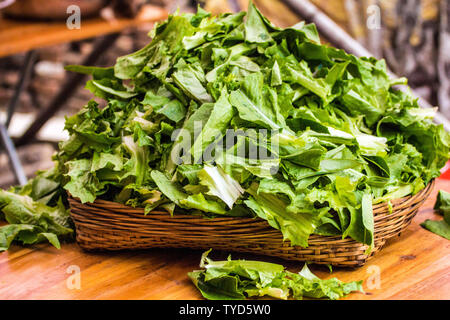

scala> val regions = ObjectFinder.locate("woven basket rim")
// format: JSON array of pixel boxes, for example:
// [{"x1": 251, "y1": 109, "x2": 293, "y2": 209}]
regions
[{"x1": 68, "y1": 180, "x2": 433, "y2": 266}]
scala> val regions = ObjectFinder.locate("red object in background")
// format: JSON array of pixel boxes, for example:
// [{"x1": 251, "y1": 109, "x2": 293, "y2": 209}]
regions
[{"x1": 440, "y1": 161, "x2": 450, "y2": 180}]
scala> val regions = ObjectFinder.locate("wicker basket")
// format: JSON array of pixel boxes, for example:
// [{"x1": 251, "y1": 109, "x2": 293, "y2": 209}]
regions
[{"x1": 68, "y1": 180, "x2": 434, "y2": 267}]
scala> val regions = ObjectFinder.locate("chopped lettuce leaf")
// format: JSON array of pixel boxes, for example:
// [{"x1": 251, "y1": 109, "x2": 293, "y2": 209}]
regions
[
  {"x1": 188, "y1": 250, "x2": 363, "y2": 300},
  {"x1": 421, "y1": 190, "x2": 450, "y2": 240}
]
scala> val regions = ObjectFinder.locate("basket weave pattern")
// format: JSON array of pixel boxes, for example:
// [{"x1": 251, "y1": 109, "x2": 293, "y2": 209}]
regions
[{"x1": 68, "y1": 181, "x2": 433, "y2": 267}]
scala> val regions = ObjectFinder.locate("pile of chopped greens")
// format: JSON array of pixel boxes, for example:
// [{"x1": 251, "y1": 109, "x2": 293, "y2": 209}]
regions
[
  {"x1": 1, "y1": 3, "x2": 450, "y2": 251},
  {"x1": 421, "y1": 190, "x2": 450, "y2": 240},
  {"x1": 188, "y1": 250, "x2": 363, "y2": 300}
]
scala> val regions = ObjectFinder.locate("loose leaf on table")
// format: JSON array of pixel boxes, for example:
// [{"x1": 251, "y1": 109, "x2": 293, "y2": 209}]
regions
[
  {"x1": 188, "y1": 250, "x2": 363, "y2": 300},
  {"x1": 421, "y1": 190, "x2": 450, "y2": 240},
  {"x1": 0, "y1": 190, "x2": 73, "y2": 251}
]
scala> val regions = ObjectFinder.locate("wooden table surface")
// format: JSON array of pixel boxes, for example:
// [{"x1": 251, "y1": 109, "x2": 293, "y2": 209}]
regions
[
  {"x1": 0, "y1": 5, "x2": 168, "y2": 58},
  {"x1": 0, "y1": 179, "x2": 449, "y2": 300}
]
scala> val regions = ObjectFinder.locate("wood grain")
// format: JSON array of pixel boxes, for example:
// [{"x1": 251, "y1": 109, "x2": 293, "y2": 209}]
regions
[
  {"x1": 0, "y1": 5, "x2": 168, "y2": 58},
  {"x1": 0, "y1": 179, "x2": 448, "y2": 300}
]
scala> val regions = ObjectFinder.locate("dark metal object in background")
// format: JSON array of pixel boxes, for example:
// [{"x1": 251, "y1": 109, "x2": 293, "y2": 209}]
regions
[
  {"x1": 438, "y1": 0, "x2": 450, "y2": 116},
  {"x1": 193, "y1": 0, "x2": 205, "y2": 8},
  {"x1": 16, "y1": 33, "x2": 121, "y2": 147},
  {"x1": 111, "y1": 0, "x2": 147, "y2": 18},
  {"x1": 282, "y1": 0, "x2": 450, "y2": 132},
  {"x1": 227, "y1": 0, "x2": 241, "y2": 12},
  {"x1": 167, "y1": 0, "x2": 195, "y2": 14},
  {"x1": 5, "y1": 50, "x2": 36, "y2": 128},
  {"x1": 0, "y1": 50, "x2": 36, "y2": 185},
  {"x1": 0, "y1": 123, "x2": 26, "y2": 185}
]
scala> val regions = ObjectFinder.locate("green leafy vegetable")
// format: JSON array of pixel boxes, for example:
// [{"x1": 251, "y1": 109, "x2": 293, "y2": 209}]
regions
[
  {"x1": 198, "y1": 165, "x2": 244, "y2": 209},
  {"x1": 421, "y1": 219, "x2": 450, "y2": 240},
  {"x1": 433, "y1": 190, "x2": 450, "y2": 222},
  {"x1": 188, "y1": 250, "x2": 363, "y2": 300},
  {"x1": 1, "y1": 2, "x2": 449, "y2": 251},
  {"x1": 421, "y1": 190, "x2": 450, "y2": 240},
  {"x1": 0, "y1": 189, "x2": 73, "y2": 251}
]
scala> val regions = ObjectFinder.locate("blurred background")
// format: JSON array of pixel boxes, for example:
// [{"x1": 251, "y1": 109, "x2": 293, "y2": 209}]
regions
[{"x1": 0, "y1": 0, "x2": 449, "y2": 187}]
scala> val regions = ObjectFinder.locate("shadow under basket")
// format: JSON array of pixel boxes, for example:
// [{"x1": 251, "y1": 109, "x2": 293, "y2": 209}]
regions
[{"x1": 68, "y1": 180, "x2": 434, "y2": 267}]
